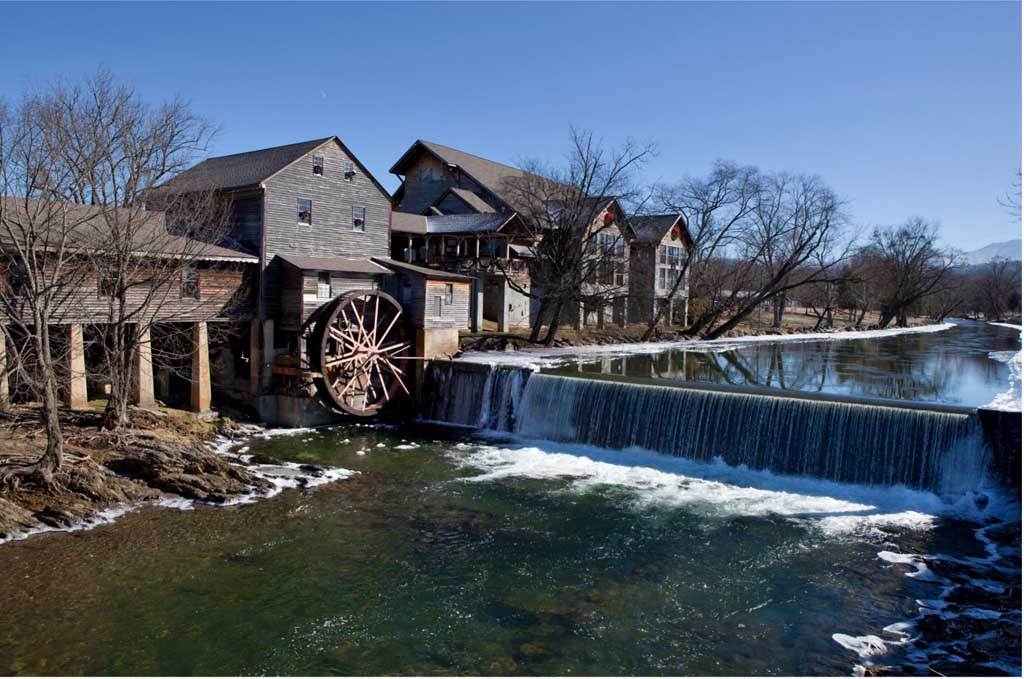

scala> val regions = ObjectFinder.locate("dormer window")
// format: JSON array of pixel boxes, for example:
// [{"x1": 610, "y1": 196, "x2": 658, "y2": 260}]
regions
[
  {"x1": 298, "y1": 199, "x2": 312, "y2": 225},
  {"x1": 313, "y1": 156, "x2": 324, "y2": 176},
  {"x1": 352, "y1": 206, "x2": 365, "y2": 232}
]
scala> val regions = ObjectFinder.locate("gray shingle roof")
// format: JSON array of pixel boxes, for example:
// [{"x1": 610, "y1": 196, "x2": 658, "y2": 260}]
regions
[
  {"x1": 152, "y1": 138, "x2": 334, "y2": 194},
  {"x1": 630, "y1": 214, "x2": 689, "y2": 244},
  {"x1": 390, "y1": 211, "x2": 517, "y2": 235},
  {"x1": 0, "y1": 197, "x2": 258, "y2": 262},
  {"x1": 277, "y1": 254, "x2": 393, "y2": 275},
  {"x1": 372, "y1": 258, "x2": 473, "y2": 282},
  {"x1": 436, "y1": 187, "x2": 496, "y2": 214}
]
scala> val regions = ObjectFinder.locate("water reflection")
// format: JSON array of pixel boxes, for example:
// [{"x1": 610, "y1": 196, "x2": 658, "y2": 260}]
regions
[{"x1": 550, "y1": 321, "x2": 1020, "y2": 406}]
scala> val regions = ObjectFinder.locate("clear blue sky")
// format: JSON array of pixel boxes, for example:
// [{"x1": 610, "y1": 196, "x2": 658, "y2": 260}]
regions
[{"x1": 1, "y1": 1, "x2": 1020, "y2": 251}]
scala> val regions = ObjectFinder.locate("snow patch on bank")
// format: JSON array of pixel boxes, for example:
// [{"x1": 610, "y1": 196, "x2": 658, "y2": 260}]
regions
[
  {"x1": 984, "y1": 323, "x2": 1022, "y2": 412},
  {"x1": 457, "y1": 323, "x2": 955, "y2": 369}
]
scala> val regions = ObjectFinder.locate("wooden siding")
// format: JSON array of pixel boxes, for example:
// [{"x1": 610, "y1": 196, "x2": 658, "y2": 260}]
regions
[
  {"x1": 261, "y1": 140, "x2": 391, "y2": 318},
  {"x1": 382, "y1": 272, "x2": 469, "y2": 330},
  {"x1": 2, "y1": 258, "x2": 253, "y2": 325}
]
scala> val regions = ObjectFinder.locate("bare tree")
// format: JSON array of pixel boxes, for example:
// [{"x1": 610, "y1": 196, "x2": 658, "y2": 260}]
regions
[
  {"x1": 25, "y1": 69, "x2": 225, "y2": 429},
  {"x1": 0, "y1": 97, "x2": 97, "y2": 484},
  {"x1": 498, "y1": 129, "x2": 655, "y2": 345},
  {"x1": 860, "y1": 218, "x2": 958, "y2": 328},
  {"x1": 970, "y1": 258, "x2": 1022, "y2": 321},
  {"x1": 700, "y1": 172, "x2": 849, "y2": 339},
  {"x1": 998, "y1": 169, "x2": 1021, "y2": 219},
  {"x1": 642, "y1": 161, "x2": 760, "y2": 340}
]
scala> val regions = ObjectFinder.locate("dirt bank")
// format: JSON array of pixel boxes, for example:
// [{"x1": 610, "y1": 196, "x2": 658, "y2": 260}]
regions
[{"x1": 0, "y1": 406, "x2": 275, "y2": 541}]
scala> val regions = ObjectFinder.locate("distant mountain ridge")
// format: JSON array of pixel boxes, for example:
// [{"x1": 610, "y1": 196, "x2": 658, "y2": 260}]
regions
[{"x1": 962, "y1": 239, "x2": 1022, "y2": 264}]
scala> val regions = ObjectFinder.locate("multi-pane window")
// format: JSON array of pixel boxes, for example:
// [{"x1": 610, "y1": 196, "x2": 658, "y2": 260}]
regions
[
  {"x1": 344, "y1": 161, "x2": 355, "y2": 178},
  {"x1": 98, "y1": 270, "x2": 120, "y2": 297},
  {"x1": 317, "y1": 272, "x2": 331, "y2": 299},
  {"x1": 181, "y1": 268, "x2": 199, "y2": 299},
  {"x1": 658, "y1": 267, "x2": 667, "y2": 290},
  {"x1": 614, "y1": 261, "x2": 625, "y2": 287},
  {"x1": 445, "y1": 283, "x2": 454, "y2": 305},
  {"x1": 313, "y1": 156, "x2": 324, "y2": 176},
  {"x1": 298, "y1": 198, "x2": 312, "y2": 225},
  {"x1": 352, "y1": 206, "x2": 365, "y2": 232},
  {"x1": 598, "y1": 260, "x2": 614, "y2": 286}
]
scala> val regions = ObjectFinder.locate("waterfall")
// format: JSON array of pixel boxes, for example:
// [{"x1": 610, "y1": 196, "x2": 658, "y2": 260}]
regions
[
  {"x1": 422, "y1": 362, "x2": 530, "y2": 430},
  {"x1": 423, "y1": 364, "x2": 991, "y2": 493}
]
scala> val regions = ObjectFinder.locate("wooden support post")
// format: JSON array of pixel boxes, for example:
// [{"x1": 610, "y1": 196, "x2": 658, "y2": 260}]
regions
[
  {"x1": 190, "y1": 321, "x2": 211, "y2": 413},
  {"x1": 132, "y1": 325, "x2": 156, "y2": 407},
  {"x1": 249, "y1": 319, "x2": 262, "y2": 396},
  {"x1": 66, "y1": 324, "x2": 87, "y2": 409},
  {"x1": 496, "y1": 281, "x2": 510, "y2": 333},
  {"x1": 0, "y1": 328, "x2": 8, "y2": 407},
  {"x1": 468, "y1": 278, "x2": 481, "y2": 333}
]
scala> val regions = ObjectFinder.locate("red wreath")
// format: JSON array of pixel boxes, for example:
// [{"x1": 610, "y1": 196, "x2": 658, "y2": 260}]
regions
[
  {"x1": 671, "y1": 226, "x2": 680, "y2": 240},
  {"x1": 603, "y1": 211, "x2": 615, "y2": 224}
]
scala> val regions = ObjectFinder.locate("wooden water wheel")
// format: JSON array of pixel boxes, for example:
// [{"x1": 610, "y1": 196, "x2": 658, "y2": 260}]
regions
[{"x1": 309, "y1": 290, "x2": 412, "y2": 416}]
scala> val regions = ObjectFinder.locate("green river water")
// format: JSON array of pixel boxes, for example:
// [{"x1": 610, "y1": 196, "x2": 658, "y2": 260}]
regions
[{"x1": 0, "y1": 422, "x2": 1016, "y2": 675}]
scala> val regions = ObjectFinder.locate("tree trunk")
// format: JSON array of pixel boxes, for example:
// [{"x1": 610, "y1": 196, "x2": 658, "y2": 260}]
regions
[
  {"x1": 772, "y1": 295, "x2": 785, "y2": 328},
  {"x1": 877, "y1": 306, "x2": 898, "y2": 329},
  {"x1": 529, "y1": 299, "x2": 547, "y2": 343},
  {"x1": 543, "y1": 301, "x2": 564, "y2": 347}
]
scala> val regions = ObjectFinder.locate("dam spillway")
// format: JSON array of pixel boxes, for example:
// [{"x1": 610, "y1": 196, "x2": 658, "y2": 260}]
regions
[{"x1": 423, "y1": 362, "x2": 997, "y2": 495}]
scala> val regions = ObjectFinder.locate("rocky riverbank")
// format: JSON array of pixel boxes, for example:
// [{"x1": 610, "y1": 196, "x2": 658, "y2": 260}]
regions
[{"x1": 0, "y1": 407, "x2": 339, "y2": 543}]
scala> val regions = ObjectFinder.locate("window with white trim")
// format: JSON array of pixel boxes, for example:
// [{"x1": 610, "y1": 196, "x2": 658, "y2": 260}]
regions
[
  {"x1": 313, "y1": 156, "x2": 324, "y2": 176},
  {"x1": 298, "y1": 198, "x2": 312, "y2": 225},
  {"x1": 352, "y1": 206, "x2": 365, "y2": 232}
]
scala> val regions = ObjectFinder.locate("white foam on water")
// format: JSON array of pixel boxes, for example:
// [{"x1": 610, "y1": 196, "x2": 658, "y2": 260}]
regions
[
  {"x1": 456, "y1": 323, "x2": 956, "y2": 369},
  {"x1": 832, "y1": 634, "x2": 890, "y2": 657},
  {"x1": 445, "y1": 437, "x2": 1011, "y2": 534}
]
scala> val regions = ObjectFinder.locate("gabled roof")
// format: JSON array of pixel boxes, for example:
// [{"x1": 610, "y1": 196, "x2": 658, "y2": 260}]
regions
[
  {"x1": 390, "y1": 211, "x2": 520, "y2": 236},
  {"x1": 434, "y1": 187, "x2": 496, "y2": 214},
  {"x1": 390, "y1": 140, "x2": 533, "y2": 211},
  {"x1": 151, "y1": 136, "x2": 391, "y2": 200},
  {"x1": 277, "y1": 254, "x2": 393, "y2": 275},
  {"x1": 630, "y1": 214, "x2": 692, "y2": 246}
]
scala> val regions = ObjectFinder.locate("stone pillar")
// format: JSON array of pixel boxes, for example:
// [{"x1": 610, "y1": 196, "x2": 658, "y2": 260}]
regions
[
  {"x1": 190, "y1": 321, "x2": 211, "y2": 413},
  {"x1": 496, "y1": 282, "x2": 510, "y2": 333},
  {"x1": 132, "y1": 325, "x2": 156, "y2": 407},
  {"x1": 65, "y1": 324, "x2": 88, "y2": 409},
  {"x1": 470, "y1": 278, "x2": 484, "y2": 333}
]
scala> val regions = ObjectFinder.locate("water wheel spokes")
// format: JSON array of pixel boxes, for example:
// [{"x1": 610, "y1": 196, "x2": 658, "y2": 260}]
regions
[{"x1": 311, "y1": 290, "x2": 412, "y2": 416}]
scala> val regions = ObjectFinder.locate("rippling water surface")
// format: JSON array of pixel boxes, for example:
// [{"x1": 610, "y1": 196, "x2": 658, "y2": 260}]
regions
[{"x1": 0, "y1": 423, "x2": 1018, "y2": 676}]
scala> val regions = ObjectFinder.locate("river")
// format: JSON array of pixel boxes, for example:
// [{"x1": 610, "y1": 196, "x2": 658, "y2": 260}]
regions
[{"x1": 0, "y1": 321, "x2": 1019, "y2": 676}]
